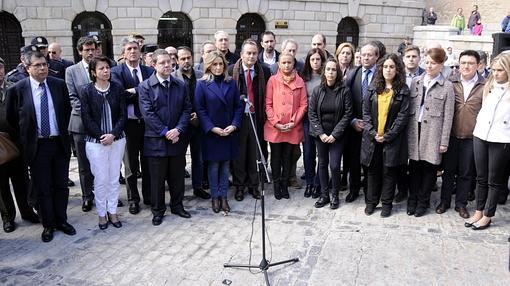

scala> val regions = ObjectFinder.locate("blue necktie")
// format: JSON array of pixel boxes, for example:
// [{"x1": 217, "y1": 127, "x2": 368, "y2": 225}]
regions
[
  {"x1": 39, "y1": 82, "x2": 50, "y2": 138},
  {"x1": 362, "y1": 69, "x2": 371, "y2": 99},
  {"x1": 132, "y1": 69, "x2": 142, "y2": 118}
]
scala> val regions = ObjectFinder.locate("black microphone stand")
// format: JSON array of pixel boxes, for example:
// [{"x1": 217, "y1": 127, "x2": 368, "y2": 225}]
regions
[{"x1": 224, "y1": 98, "x2": 299, "y2": 286}]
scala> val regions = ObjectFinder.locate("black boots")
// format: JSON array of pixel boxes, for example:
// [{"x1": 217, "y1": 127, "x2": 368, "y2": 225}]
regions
[
  {"x1": 330, "y1": 190, "x2": 340, "y2": 209},
  {"x1": 315, "y1": 189, "x2": 340, "y2": 209},
  {"x1": 304, "y1": 185, "x2": 314, "y2": 198},
  {"x1": 273, "y1": 181, "x2": 282, "y2": 200}
]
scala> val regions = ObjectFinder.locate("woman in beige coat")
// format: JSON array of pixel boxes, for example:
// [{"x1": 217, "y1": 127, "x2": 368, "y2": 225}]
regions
[{"x1": 407, "y1": 48, "x2": 455, "y2": 217}]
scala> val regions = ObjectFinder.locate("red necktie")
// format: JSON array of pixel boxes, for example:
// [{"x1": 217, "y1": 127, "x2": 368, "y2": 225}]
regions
[{"x1": 246, "y1": 68, "x2": 255, "y2": 113}]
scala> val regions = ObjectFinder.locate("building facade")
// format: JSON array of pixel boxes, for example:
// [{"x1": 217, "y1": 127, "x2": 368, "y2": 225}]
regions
[{"x1": 0, "y1": 0, "x2": 425, "y2": 71}]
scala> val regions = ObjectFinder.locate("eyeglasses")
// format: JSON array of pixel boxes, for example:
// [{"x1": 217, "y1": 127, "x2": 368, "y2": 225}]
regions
[
  {"x1": 29, "y1": 63, "x2": 48, "y2": 69},
  {"x1": 450, "y1": 65, "x2": 460, "y2": 69},
  {"x1": 48, "y1": 51, "x2": 57, "y2": 54}
]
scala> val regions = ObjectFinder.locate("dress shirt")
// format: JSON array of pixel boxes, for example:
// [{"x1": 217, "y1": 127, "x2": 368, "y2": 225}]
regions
[
  {"x1": 242, "y1": 63, "x2": 255, "y2": 113},
  {"x1": 406, "y1": 68, "x2": 421, "y2": 88},
  {"x1": 263, "y1": 51, "x2": 276, "y2": 65},
  {"x1": 460, "y1": 73, "x2": 478, "y2": 102},
  {"x1": 30, "y1": 76, "x2": 59, "y2": 136},
  {"x1": 81, "y1": 59, "x2": 90, "y2": 81},
  {"x1": 361, "y1": 66, "x2": 376, "y2": 87}
]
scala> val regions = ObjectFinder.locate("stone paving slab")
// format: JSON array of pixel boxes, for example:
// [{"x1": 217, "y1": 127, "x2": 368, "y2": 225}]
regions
[{"x1": 1, "y1": 156, "x2": 510, "y2": 286}]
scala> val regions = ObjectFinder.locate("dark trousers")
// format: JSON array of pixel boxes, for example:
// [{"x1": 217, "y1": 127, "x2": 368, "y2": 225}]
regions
[
  {"x1": 124, "y1": 119, "x2": 150, "y2": 204},
  {"x1": 396, "y1": 163, "x2": 409, "y2": 193},
  {"x1": 289, "y1": 144, "x2": 301, "y2": 181},
  {"x1": 30, "y1": 139, "x2": 70, "y2": 228},
  {"x1": 345, "y1": 128, "x2": 363, "y2": 192},
  {"x1": 72, "y1": 132, "x2": 94, "y2": 201},
  {"x1": 440, "y1": 137, "x2": 475, "y2": 208},
  {"x1": 303, "y1": 117, "x2": 319, "y2": 186},
  {"x1": 232, "y1": 114, "x2": 259, "y2": 188},
  {"x1": 315, "y1": 138, "x2": 344, "y2": 193},
  {"x1": 270, "y1": 142, "x2": 293, "y2": 185},
  {"x1": 408, "y1": 159, "x2": 437, "y2": 209},
  {"x1": 189, "y1": 126, "x2": 203, "y2": 189},
  {"x1": 0, "y1": 155, "x2": 32, "y2": 222},
  {"x1": 148, "y1": 154, "x2": 186, "y2": 217},
  {"x1": 473, "y1": 137, "x2": 510, "y2": 217},
  {"x1": 366, "y1": 144, "x2": 398, "y2": 207}
]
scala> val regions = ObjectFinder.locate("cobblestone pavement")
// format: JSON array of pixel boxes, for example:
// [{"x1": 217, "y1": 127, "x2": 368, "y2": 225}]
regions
[{"x1": 1, "y1": 155, "x2": 509, "y2": 286}]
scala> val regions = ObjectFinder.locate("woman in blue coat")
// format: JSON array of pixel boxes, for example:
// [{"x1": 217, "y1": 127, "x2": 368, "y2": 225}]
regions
[{"x1": 195, "y1": 51, "x2": 243, "y2": 214}]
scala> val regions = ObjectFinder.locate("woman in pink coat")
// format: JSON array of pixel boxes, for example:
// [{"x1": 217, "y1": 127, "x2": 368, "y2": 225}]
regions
[{"x1": 264, "y1": 52, "x2": 308, "y2": 200}]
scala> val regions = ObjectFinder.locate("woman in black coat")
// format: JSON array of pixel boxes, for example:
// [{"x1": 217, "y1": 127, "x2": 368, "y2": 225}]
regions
[
  {"x1": 308, "y1": 59, "x2": 352, "y2": 209},
  {"x1": 81, "y1": 55, "x2": 126, "y2": 229},
  {"x1": 360, "y1": 53, "x2": 410, "y2": 217}
]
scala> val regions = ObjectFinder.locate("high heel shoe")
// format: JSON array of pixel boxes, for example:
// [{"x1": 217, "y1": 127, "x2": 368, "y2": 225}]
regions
[
  {"x1": 464, "y1": 216, "x2": 482, "y2": 228},
  {"x1": 98, "y1": 216, "x2": 108, "y2": 230},
  {"x1": 108, "y1": 214, "x2": 122, "y2": 228},
  {"x1": 471, "y1": 219, "x2": 491, "y2": 230}
]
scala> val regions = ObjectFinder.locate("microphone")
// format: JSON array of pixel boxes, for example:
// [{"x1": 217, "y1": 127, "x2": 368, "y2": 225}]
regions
[{"x1": 240, "y1": 94, "x2": 252, "y2": 106}]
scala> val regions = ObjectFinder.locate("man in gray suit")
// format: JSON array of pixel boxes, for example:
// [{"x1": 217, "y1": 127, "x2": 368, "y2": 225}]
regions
[{"x1": 65, "y1": 36, "x2": 97, "y2": 212}]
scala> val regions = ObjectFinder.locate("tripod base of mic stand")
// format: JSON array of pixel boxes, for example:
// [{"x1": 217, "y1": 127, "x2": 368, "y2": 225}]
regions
[{"x1": 224, "y1": 257, "x2": 299, "y2": 286}]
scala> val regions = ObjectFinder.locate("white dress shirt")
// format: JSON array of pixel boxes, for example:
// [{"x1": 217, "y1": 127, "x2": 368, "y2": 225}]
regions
[{"x1": 30, "y1": 76, "x2": 59, "y2": 137}]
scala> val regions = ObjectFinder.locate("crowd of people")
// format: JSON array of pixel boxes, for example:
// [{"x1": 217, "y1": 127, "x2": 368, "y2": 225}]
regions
[{"x1": 0, "y1": 29, "x2": 509, "y2": 243}]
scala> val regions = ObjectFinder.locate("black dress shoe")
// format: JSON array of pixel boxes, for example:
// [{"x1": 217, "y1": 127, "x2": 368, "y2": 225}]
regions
[
  {"x1": 248, "y1": 188, "x2": 261, "y2": 199},
  {"x1": 304, "y1": 185, "x2": 313, "y2": 198},
  {"x1": 82, "y1": 200, "x2": 93, "y2": 212},
  {"x1": 41, "y1": 227, "x2": 54, "y2": 242},
  {"x1": 364, "y1": 204, "x2": 375, "y2": 216},
  {"x1": 235, "y1": 188, "x2": 245, "y2": 201},
  {"x1": 414, "y1": 208, "x2": 427, "y2": 217},
  {"x1": 435, "y1": 203, "x2": 450, "y2": 214},
  {"x1": 455, "y1": 207, "x2": 470, "y2": 219},
  {"x1": 314, "y1": 196, "x2": 330, "y2": 208},
  {"x1": 3, "y1": 221, "x2": 15, "y2": 233},
  {"x1": 193, "y1": 188, "x2": 211, "y2": 199},
  {"x1": 56, "y1": 222, "x2": 76, "y2": 235},
  {"x1": 98, "y1": 221, "x2": 108, "y2": 230},
  {"x1": 171, "y1": 208, "x2": 191, "y2": 218},
  {"x1": 21, "y1": 211, "x2": 40, "y2": 223},
  {"x1": 184, "y1": 170, "x2": 191, "y2": 178},
  {"x1": 119, "y1": 176, "x2": 126, "y2": 185},
  {"x1": 281, "y1": 186, "x2": 290, "y2": 199},
  {"x1": 381, "y1": 207, "x2": 392, "y2": 218},
  {"x1": 67, "y1": 179, "x2": 75, "y2": 187},
  {"x1": 221, "y1": 197, "x2": 230, "y2": 212},
  {"x1": 129, "y1": 203, "x2": 140, "y2": 215},
  {"x1": 152, "y1": 215, "x2": 163, "y2": 226},
  {"x1": 117, "y1": 200, "x2": 124, "y2": 207},
  {"x1": 472, "y1": 219, "x2": 491, "y2": 230},
  {"x1": 345, "y1": 191, "x2": 359, "y2": 203},
  {"x1": 110, "y1": 220, "x2": 122, "y2": 228},
  {"x1": 212, "y1": 198, "x2": 221, "y2": 213},
  {"x1": 407, "y1": 205, "x2": 416, "y2": 216}
]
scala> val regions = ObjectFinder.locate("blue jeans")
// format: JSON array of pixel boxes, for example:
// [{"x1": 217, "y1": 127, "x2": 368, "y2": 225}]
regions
[
  {"x1": 189, "y1": 126, "x2": 203, "y2": 189},
  {"x1": 208, "y1": 160, "x2": 230, "y2": 199},
  {"x1": 302, "y1": 117, "x2": 319, "y2": 186}
]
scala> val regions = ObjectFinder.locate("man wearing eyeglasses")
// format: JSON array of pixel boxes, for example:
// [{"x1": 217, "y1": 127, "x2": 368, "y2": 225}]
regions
[
  {"x1": 6, "y1": 50, "x2": 74, "y2": 242},
  {"x1": 31, "y1": 36, "x2": 66, "y2": 81},
  {"x1": 6, "y1": 45, "x2": 39, "y2": 83},
  {"x1": 48, "y1": 42, "x2": 74, "y2": 70}
]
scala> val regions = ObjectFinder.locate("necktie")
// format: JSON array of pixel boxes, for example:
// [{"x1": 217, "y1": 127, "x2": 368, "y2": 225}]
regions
[
  {"x1": 163, "y1": 80, "x2": 169, "y2": 89},
  {"x1": 39, "y1": 82, "x2": 50, "y2": 138},
  {"x1": 246, "y1": 68, "x2": 255, "y2": 113},
  {"x1": 132, "y1": 69, "x2": 141, "y2": 118},
  {"x1": 362, "y1": 69, "x2": 371, "y2": 99}
]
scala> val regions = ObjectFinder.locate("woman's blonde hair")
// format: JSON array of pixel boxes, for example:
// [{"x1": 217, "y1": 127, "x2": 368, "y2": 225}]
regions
[
  {"x1": 201, "y1": 50, "x2": 231, "y2": 82},
  {"x1": 334, "y1": 42, "x2": 355, "y2": 68},
  {"x1": 483, "y1": 52, "x2": 510, "y2": 97}
]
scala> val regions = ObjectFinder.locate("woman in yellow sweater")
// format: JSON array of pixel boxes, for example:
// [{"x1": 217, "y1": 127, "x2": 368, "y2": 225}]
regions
[{"x1": 360, "y1": 53, "x2": 410, "y2": 217}]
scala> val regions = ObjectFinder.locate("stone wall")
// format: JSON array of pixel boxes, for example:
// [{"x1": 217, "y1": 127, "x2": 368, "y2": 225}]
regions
[{"x1": 1, "y1": 0, "x2": 425, "y2": 62}]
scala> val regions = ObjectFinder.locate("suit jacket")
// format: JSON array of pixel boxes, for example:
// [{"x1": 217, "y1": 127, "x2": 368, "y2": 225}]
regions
[
  {"x1": 80, "y1": 81, "x2": 127, "y2": 140},
  {"x1": 194, "y1": 78, "x2": 243, "y2": 162},
  {"x1": 258, "y1": 50, "x2": 280, "y2": 68},
  {"x1": 6, "y1": 77, "x2": 71, "y2": 165},
  {"x1": 111, "y1": 63, "x2": 154, "y2": 115},
  {"x1": 138, "y1": 74, "x2": 191, "y2": 157},
  {"x1": 65, "y1": 62, "x2": 90, "y2": 133},
  {"x1": 345, "y1": 65, "x2": 364, "y2": 120}
]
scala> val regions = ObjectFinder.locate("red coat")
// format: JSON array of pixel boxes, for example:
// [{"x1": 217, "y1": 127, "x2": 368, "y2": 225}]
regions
[{"x1": 264, "y1": 71, "x2": 307, "y2": 144}]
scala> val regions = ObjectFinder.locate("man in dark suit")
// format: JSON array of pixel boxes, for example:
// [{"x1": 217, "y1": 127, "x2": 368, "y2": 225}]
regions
[
  {"x1": 0, "y1": 56, "x2": 39, "y2": 233},
  {"x1": 65, "y1": 36, "x2": 97, "y2": 212},
  {"x1": 138, "y1": 49, "x2": 192, "y2": 226},
  {"x1": 111, "y1": 37, "x2": 154, "y2": 215},
  {"x1": 6, "y1": 51, "x2": 75, "y2": 242},
  {"x1": 172, "y1": 46, "x2": 210, "y2": 200},
  {"x1": 229, "y1": 39, "x2": 271, "y2": 201},
  {"x1": 344, "y1": 42, "x2": 379, "y2": 203}
]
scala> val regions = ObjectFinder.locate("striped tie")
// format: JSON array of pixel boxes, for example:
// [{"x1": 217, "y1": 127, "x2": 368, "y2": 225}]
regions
[{"x1": 39, "y1": 82, "x2": 50, "y2": 137}]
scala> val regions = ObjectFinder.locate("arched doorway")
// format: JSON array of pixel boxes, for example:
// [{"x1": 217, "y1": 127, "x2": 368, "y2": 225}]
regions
[
  {"x1": 336, "y1": 17, "x2": 359, "y2": 49},
  {"x1": 72, "y1": 12, "x2": 113, "y2": 62},
  {"x1": 0, "y1": 11, "x2": 24, "y2": 71},
  {"x1": 158, "y1": 12, "x2": 193, "y2": 49},
  {"x1": 235, "y1": 13, "x2": 265, "y2": 55}
]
